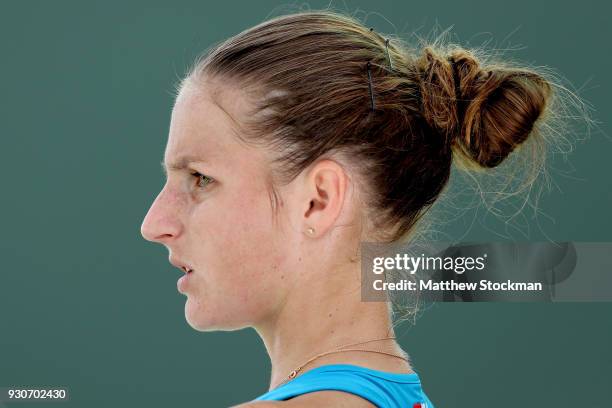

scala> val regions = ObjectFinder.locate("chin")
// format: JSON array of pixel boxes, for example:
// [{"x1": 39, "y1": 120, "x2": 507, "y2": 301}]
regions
[{"x1": 183, "y1": 296, "x2": 248, "y2": 332}]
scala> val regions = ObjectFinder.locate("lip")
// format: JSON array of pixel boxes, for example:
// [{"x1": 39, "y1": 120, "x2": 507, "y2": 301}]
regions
[
  {"x1": 177, "y1": 271, "x2": 192, "y2": 293},
  {"x1": 169, "y1": 256, "x2": 194, "y2": 294},
  {"x1": 169, "y1": 256, "x2": 194, "y2": 273}
]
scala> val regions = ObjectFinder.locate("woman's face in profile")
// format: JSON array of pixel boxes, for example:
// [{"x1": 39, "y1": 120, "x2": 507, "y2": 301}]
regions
[{"x1": 140, "y1": 80, "x2": 297, "y2": 331}]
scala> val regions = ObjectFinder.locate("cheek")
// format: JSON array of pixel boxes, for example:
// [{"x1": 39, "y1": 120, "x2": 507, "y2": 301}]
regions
[
  {"x1": 189, "y1": 187, "x2": 290, "y2": 320},
  {"x1": 221, "y1": 195, "x2": 285, "y2": 284}
]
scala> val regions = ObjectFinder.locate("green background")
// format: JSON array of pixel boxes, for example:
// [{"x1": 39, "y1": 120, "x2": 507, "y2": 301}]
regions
[{"x1": 1, "y1": 1, "x2": 610, "y2": 407}]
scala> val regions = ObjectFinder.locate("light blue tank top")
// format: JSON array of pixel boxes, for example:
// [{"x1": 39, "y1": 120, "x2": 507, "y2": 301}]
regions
[{"x1": 253, "y1": 364, "x2": 435, "y2": 408}]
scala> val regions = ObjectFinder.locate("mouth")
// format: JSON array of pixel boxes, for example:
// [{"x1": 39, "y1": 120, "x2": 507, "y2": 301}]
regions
[{"x1": 181, "y1": 266, "x2": 194, "y2": 274}]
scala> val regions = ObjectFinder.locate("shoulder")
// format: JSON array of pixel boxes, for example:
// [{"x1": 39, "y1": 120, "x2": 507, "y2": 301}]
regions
[{"x1": 231, "y1": 391, "x2": 376, "y2": 407}]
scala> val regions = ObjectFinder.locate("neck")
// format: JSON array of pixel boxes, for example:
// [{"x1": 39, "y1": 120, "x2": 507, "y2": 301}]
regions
[{"x1": 253, "y1": 258, "x2": 402, "y2": 391}]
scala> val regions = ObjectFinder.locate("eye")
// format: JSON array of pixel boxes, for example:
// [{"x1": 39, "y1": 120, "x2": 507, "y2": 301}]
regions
[{"x1": 190, "y1": 171, "x2": 214, "y2": 189}]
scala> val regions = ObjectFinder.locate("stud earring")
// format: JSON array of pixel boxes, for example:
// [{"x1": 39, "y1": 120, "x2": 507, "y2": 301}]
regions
[{"x1": 306, "y1": 227, "x2": 315, "y2": 235}]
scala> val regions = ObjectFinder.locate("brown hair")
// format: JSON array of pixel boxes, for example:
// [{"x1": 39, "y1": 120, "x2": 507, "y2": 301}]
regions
[{"x1": 178, "y1": 9, "x2": 587, "y2": 245}]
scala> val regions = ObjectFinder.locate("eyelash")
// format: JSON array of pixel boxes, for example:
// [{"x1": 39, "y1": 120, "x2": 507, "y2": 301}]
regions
[{"x1": 190, "y1": 171, "x2": 214, "y2": 189}]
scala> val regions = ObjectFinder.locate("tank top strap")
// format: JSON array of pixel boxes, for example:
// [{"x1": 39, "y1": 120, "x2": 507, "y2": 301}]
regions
[{"x1": 253, "y1": 364, "x2": 435, "y2": 408}]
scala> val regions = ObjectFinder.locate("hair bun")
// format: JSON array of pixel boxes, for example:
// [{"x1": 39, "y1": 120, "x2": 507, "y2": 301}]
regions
[{"x1": 417, "y1": 46, "x2": 553, "y2": 168}]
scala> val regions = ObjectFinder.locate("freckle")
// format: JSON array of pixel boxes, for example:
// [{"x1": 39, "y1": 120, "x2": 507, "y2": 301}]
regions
[
  {"x1": 280, "y1": 275, "x2": 284, "y2": 279},
  {"x1": 331, "y1": 329, "x2": 335, "y2": 334},
  {"x1": 298, "y1": 257, "x2": 301, "y2": 261}
]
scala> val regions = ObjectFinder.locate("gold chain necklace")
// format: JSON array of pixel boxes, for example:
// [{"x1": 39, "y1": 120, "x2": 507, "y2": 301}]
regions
[{"x1": 274, "y1": 335, "x2": 409, "y2": 389}]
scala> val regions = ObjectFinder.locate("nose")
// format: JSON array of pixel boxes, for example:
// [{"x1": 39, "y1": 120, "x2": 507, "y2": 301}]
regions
[{"x1": 140, "y1": 187, "x2": 183, "y2": 244}]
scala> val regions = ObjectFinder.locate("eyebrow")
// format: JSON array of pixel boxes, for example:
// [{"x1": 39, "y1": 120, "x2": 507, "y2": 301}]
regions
[{"x1": 160, "y1": 155, "x2": 207, "y2": 176}]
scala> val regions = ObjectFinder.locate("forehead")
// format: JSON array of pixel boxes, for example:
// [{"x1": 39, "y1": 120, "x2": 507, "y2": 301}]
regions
[{"x1": 164, "y1": 80, "x2": 249, "y2": 167}]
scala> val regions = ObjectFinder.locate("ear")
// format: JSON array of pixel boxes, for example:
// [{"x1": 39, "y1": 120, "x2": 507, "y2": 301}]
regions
[{"x1": 300, "y1": 159, "x2": 348, "y2": 237}]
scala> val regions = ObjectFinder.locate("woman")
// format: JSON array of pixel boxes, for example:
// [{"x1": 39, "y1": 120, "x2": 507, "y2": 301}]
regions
[{"x1": 140, "y1": 9, "x2": 558, "y2": 407}]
